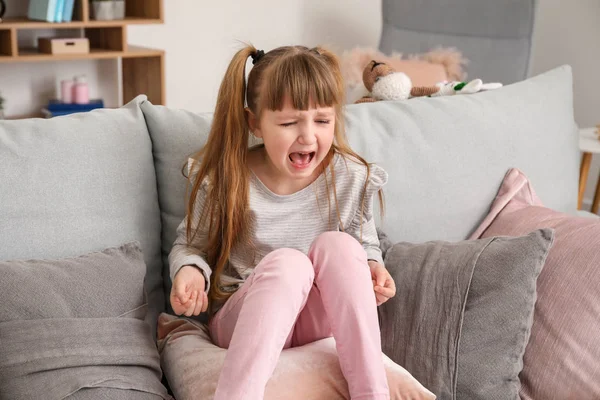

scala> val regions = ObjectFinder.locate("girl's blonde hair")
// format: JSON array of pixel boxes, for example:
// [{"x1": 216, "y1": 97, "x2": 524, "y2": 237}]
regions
[{"x1": 185, "y1": 45, "x2": 383, "y2": 310}]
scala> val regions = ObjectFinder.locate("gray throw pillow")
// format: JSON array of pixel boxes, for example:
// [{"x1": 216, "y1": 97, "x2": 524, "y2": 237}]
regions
[
  {"x1": 378, "y1": 229, "x2": 554, "y2": 400},
  {"x1": 0, "y1": 242, "x2": 172, "y2": 400}
]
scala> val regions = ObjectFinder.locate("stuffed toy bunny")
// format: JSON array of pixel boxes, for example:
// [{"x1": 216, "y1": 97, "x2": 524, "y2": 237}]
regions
[{"x1": 355, "y1": 60, "x2": 502, "y2": 104}]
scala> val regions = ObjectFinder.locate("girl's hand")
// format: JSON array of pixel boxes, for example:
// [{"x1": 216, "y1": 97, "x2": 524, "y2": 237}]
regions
[
  {"x1": 368, "y1": 261, "x2": 396, "y2": 306},
  {"x1": 170, "y1": 265, "x2": 208, "y2": 317}
]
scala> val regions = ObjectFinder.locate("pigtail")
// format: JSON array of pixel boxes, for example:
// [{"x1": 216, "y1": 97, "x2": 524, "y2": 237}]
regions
[{"x1": 186, "y1": 45, "x2": 257, "y2": 309}]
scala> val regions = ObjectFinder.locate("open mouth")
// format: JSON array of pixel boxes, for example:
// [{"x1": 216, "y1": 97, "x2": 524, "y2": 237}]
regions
[{"x1": 289, "y1": 151, "x2": 316, "y2": 167}]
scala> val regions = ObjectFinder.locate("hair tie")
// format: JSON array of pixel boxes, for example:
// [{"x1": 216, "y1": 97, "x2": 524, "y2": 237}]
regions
[{"x1": 251, "y1": 49, "x2": 265, "y2": 65}]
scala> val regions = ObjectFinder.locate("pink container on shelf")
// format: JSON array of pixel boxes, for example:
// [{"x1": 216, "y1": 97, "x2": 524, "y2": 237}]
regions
[
  {"x1": 73, "y1": 75, "x2": 89, "y2": 104},
  {"x1": 60, "y1": 79, "x2": 74, "y2": 103}
]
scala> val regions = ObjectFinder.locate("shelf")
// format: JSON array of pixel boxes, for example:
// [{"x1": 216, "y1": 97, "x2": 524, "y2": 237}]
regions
[
  {"x1": 0, "y1": 17, "x2": 163, "y2": 29},
  {"x1": 0, "y1": 29, "x2": 13, "y2": 56},
  {"x1": 87, "y1": 17, "x2": 163, "y2": 26},
  {"x1": 124, "y1": 45, "x2": 165, "y2": 58},
  {"x1": 0, "y1": 0, "x2": 165, "y2": 111},
  {"x1": 15, "y1": 48, "x2": 122, "y2": 62},
  {"x1": 123, "y1": 51, "x2": 165, "y2": 105},
  {"x1": 0, "y1": 46, "x2": 163, "y2": 63}
]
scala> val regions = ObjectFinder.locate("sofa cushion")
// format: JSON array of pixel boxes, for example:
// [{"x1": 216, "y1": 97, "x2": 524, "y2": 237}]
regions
[
  {"x1": 156, "y1": 313, "x2": 435, "y2": 400},
  {"x1": 0, "y1": 97, "x2": 164, "y2": 331},
  {"x1": 470, "y1": 168, "x2": 600, "y2": 400},
  {"x1": 378, "y1": 229, "x2": 553, "y2": 400},
  {"x1": 0, "y1": 242, "x2": 171, "y2": 399},
  {"x1": 344, "y1": 65, "x2": 578, "y2": 243},
  {"x1": 140, "y1": 102, "x2": 213, "y2": 318}
]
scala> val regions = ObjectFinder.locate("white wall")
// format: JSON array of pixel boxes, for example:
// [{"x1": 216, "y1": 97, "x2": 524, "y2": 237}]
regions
[
  {"x1": 125, "y1": 0, "x2": 381, "y2": 112},
  {"x1": 1, "y1": 0, "x2": 599, "y2": 207},
  {"x1": 528, "y1": 0, "x2": 600, "y2": 207}
]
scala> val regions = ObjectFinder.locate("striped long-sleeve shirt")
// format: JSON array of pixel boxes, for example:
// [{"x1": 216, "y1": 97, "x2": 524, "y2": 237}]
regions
[{"x1": 168, "y1": 153, "x2": 388, "y2": 296}]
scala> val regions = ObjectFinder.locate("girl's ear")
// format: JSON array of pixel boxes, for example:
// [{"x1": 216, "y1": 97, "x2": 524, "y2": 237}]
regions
[{"x1": 246, "y1": 108, "x2": 262, "y2": 138}]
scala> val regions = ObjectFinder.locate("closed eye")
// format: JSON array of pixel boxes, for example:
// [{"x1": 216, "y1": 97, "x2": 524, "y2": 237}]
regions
[
  {"x1": 280, "y1": 122, "x2": 296, "y2": 127},
  {"x1": 316, "y1": 120, "x2": 330, "y2": 124}
]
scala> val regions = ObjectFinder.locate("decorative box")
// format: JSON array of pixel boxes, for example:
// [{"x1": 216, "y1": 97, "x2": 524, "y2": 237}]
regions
[{"x1": 38, "y1": 38, "x2": 90, "y2": 55}]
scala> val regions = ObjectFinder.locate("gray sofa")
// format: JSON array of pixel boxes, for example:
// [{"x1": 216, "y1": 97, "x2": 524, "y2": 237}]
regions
[{"x1": 1, "y1": 65, "x2": 595, "y2": 399}]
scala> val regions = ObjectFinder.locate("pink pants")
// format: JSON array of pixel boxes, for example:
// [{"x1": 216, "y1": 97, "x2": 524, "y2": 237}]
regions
[{"x1": 209, "y1": 231, "x2": 390, "y2": 400}]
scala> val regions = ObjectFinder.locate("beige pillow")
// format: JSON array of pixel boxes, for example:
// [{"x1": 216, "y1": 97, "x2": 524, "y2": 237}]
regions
[{"x1": 157, "y1": 313, "x2": 435, "y2": 400}]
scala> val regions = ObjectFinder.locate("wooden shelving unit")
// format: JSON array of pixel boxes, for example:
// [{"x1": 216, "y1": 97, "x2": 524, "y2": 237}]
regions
[{"x1": 0, "y1": 0, "x2": 165, "y2": 106}]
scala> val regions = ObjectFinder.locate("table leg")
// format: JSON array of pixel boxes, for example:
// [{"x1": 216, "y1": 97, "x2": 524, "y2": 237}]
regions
[
  {"x1": 593, "y1": 173, "x2": 600, "y2": 214},
  {"x1": 579, "y1": 152, "x2": 592, "y2": 210}
]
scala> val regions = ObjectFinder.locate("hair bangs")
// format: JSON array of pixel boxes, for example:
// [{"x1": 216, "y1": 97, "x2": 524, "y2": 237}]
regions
[{"x1": 260, "y1": 53, "x2": 343, "y2": 112}]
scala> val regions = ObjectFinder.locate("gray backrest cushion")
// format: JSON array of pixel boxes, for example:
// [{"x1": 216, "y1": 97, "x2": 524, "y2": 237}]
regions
[
  {"x1": 0, "y1": 97, "x2": 164, "y2": 331},
  {"x1": 141, "y1": 66, "x2": 577, "y2": 260},
  {"x1": 379, "y1": 0, "x2": 537, "y2": 84},
  {"x1": 346, "y1": 66, "x2": 578, "y2": 243},
  {"x1": 140, "y1": 101, "x2": 212, "y2": 316}
]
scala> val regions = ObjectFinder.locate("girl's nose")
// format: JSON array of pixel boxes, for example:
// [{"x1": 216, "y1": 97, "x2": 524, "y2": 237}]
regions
[{"x1": 298, "y1": 124, "x2": 317, "y2": 145}]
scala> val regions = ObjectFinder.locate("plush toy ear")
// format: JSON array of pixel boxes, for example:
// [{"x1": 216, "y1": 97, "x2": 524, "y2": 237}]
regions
[{"x1": 362, "y1": 60, "x2": 378, "y2": 92}]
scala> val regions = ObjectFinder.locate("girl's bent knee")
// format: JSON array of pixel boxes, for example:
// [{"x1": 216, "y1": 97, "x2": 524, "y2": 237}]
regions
[
  {"x1": 310, "y1": 231, "x2": 362, "y2": 253},
  {"x1": 255, "y1": 248, "x2": 314, "y2": 284}
]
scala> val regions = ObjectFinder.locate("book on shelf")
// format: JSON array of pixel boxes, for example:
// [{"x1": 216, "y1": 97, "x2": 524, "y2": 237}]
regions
[
  {"x1": 42, "y1": 99, "x2": 104, "y2": 118},
  {"x1": 27, "y1": 0, "x2": 75, "y2": 23},
  {"x1": 62, "y1": 0, "x2": 76, "y2": 22},
  {"x1": 54, "y1": 0, "x2": 65, "y2": 22},
  {"x1": 28, "y1": 0, "x2": 58, "y2": 22}
]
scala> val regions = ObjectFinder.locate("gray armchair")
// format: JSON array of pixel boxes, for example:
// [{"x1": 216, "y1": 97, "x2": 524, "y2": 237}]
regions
[{"x1": 379, "y1": 0, "x2": 538, "y2": 84}]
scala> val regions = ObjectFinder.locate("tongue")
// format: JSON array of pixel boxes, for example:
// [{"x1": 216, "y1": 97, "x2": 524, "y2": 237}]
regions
[{"x1": 290, "y1": 152, "x2": 311, "y2": 165}]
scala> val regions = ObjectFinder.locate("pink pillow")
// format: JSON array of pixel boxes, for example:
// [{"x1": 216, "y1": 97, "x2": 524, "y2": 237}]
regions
[
  {"x1": 470, "y1": 168, "x2": 600, "y2": 400},
  {"x1": 157, "y1": 313, "x2": 435, "y2": 400},
  {"x1": 340, "y1": 47, "x2": 467, "y2": 88}
]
